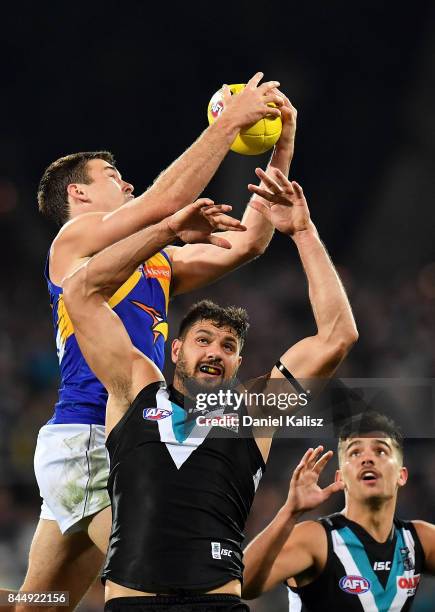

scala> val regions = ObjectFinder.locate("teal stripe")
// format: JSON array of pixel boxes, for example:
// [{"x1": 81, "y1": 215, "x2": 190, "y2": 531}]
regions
[
  {"x1": 170, "y1": 402, "x2": 197, "y2": 443},
  {"x1": 339, "y1": 526, "x2": 404, "y2": 611}
]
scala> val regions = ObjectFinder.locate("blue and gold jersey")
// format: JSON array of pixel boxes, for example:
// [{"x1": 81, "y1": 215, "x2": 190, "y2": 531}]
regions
[{"x1": 45, "y1": 250, "x2": 172, "y2": 425}]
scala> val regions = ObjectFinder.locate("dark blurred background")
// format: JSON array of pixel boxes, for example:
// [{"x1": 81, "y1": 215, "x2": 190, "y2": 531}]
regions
[{"x1": 0, "y1": 2, "x2": 434, "y2": 610}]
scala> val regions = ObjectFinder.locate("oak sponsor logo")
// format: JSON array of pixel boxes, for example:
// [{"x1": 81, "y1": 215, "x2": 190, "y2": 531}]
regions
[{"x1": 397, "y1": 574, "x2": 420, "y2": 597}]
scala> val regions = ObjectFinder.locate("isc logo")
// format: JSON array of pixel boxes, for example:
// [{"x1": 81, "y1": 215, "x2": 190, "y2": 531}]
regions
[
  {"x1": 143, "y1": 407, "x2": 172, "y2": 421},
  {"x1": 339, "y1": 575, "x2": 371, "y2": 594},
  {"x1": 211, "y1": 542, "x2": 233, "y2": 560},
  {"x1": 373, "y1": 561, "x2": 391, "y2": 571}
]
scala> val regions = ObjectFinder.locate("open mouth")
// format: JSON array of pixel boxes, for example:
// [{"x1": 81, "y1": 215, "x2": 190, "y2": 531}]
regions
[
  {"x1": 199, "y1": 364, "x2": 223, "y2": 376},
  {"x1": 360, "y1": 470, "x2": 379, "y2": 482}
]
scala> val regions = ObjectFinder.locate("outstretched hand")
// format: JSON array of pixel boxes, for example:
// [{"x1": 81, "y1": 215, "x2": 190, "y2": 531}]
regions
[
  {"x1": 220, "y1": 72, "x2": 284, "y2": 129},
  {"x1": 286, "y1": 446, "x2": 344, "y2": 516},
  {"x1": 248, "y1": 167, "x2": 313, "y2": 236},
  {"x1": 167, "y1": 198, "x2": 246, "y2": 249}
]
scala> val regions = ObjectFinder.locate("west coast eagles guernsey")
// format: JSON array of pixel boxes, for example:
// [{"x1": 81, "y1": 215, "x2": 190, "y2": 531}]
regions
[
  {"x1": 45, "y1": 250, "x2": 171, "y2": 425},
  {"x1": 288, "y1": 513, "x2": 425, "y2": 612},
  {"x1": 102, "y1": 382, "x2": 265, "y2": 593}
]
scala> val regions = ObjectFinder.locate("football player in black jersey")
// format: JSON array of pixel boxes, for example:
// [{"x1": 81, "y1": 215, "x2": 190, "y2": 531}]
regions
[
  {"x1": 243, "y1": 412, "x2": 435, "y2": 611},
  {"x1": 63, "y1": 168, "x2": 358, "y2": 611}
]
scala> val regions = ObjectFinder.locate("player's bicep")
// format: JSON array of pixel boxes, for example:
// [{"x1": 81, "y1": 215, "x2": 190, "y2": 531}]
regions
[
  {"x1": 244, "y1": 522, "x2": 320, "y2": 596},
  {"x1": 54, "y1": 206, "x2": 158, "y2": 274},
  {"x1": 272, "y1": 335, "x2": 346, "y2": 381}
]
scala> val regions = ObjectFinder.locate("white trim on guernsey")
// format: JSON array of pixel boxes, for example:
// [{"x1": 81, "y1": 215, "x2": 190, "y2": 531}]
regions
[
  {"x1": 156, "y1": 387, "x2": 212, "y2": 469},
  {"x1": 389, "y1": 528, "x2": 418, "y2": 610},
  {"x1": 287, "y1": 586, "x2": 303, "y2": 611},
  {"x1": 331, "y1": 529, "x2": 378, "y2": 611}
]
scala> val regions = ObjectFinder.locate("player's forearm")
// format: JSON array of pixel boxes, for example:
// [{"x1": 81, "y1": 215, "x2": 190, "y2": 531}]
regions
[
  {"x1": 235, "y1": 140, "x2": 296, "y2": 255},
  {"x1": 243, "y1": 505, "x2": 299, "y2": 599},
  {"x1": 292, "y1": 227, "x2": 358, "y2": 348},
  {"x1": 240, "y1": 123, "x2": 296, "y2": 253},
  {"x1": 82, "y1": 219, "x2": 175, "y2": 298},
  {"x1": 135, "y1": 117, "x2": 240, "y2": 220}
]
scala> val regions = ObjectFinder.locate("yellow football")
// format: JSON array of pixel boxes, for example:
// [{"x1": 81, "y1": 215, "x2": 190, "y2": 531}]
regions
[{"x1": 207, "y1": 83, "x2": 282, "y2": 156}]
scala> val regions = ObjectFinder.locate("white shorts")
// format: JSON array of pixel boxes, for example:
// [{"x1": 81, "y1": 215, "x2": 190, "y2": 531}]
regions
[{"x1": 34, "y1": 423, "x2": 110, "y2": 535}]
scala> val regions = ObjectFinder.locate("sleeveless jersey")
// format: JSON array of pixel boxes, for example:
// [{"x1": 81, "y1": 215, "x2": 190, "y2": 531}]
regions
[
  {"x1": 288, "y1": 513, "x2": 425, "y2": 612},
  {"x1": 45, "y1": 250, "x2": 171, "y2": 425},
  {"x1": 102, "y1": 382, "x2": 265, "y2": 594}
]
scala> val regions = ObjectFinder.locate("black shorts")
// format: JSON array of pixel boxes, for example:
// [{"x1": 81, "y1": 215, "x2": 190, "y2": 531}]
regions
[{"x1": 104, "y1": 594, "x2": 250, "y2": 611}]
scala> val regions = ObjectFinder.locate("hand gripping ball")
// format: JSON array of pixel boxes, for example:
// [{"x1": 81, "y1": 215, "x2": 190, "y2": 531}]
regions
[{"x1": 207, "y1": 83, "x2": 282, "y2": 156}]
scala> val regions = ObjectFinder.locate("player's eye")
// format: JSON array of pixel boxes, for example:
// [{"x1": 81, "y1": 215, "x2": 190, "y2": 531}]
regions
[
  {"x1": 224, "y1": 343, "x2": 235, "y2": 352},
  {"x1": 197, "y1": 337, "x2": 208, "y2": 344}
]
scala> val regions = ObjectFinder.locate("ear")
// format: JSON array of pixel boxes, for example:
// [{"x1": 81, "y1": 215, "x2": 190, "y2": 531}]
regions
[
  {"x1": 398, "y1": 466, "x2": 408, "y2": 488},
  {"x1": 171, "y1": 338, "x2": 181, "y2": 364},
  {"x1": 335, "y1": 469, "x2": 346, "y2": 490},
  {"x1": 67, "y1": 183, "x2": 90, "y2": 203},
  {"x1": 237, "y1": 355, "x2": 242, "y2": 368}
]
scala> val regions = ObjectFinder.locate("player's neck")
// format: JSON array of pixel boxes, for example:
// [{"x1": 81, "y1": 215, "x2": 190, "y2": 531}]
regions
[{"x1": 342, "y1": 497, "x2": 396, "y2": 543}]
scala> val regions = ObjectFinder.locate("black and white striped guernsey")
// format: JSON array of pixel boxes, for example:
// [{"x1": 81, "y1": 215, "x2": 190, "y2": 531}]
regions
[
  {"x1": 288, "y1": 513, "x2": 425, "y2": 612},
  {"x1": 102, "y1": 381, "x2": 265, "y2": 594}
]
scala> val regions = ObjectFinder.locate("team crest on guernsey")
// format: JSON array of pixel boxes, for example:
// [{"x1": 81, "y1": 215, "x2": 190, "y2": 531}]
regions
[
  {"x1": 130, "y1": 301, "x2": 168, "y2": 343},
  {"x1": 339, "y1": 575, "x2": 371, "y2": 595},
  {"x1": 143, "y1": 407, "x2": 172, "y2": 421}
]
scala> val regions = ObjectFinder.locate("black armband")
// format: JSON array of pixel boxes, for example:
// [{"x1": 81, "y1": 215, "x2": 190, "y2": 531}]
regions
[{"x1": 274, "y1": 361, "x2": 309, "y2": 398}]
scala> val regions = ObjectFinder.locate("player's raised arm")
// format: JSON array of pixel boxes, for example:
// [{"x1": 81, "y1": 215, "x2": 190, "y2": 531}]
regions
[
  {"x1": 249, "y1": 169, "x2": 358, "y2": 385},
  {"x1": 167, "y1": 95, "x2": 297, "y2": 296},
  {"x1": 242, "y1": 447, "x2": 344, "y2": 598},
  {"x1": 49, "y1": 73, "x2": 283, "y2": 277}
]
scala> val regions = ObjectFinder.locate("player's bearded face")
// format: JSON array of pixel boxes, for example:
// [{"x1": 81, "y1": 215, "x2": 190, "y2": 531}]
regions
[
  {"x1": 338, "y1": 436, "x2": 407, "y2": 505},
  {"x1": 172, "y1": 322, "x2": 242, "y2": 396}
]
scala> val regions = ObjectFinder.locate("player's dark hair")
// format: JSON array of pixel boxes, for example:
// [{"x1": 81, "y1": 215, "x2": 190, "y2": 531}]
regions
[
  {"x1": 178, "y1": 300, "x2": 250, "y2": 349},
  {"x1": 338, "y1": 411, "x2": 404, "y2": 462},
  {"x1": 37, "y1": 151, "x2": 115, "y2": 226}
]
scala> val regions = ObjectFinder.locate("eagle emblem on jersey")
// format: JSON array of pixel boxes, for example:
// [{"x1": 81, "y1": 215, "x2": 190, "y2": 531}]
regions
[{"x1": 130, "y1": 301, "x2": 168, "y2": 342}]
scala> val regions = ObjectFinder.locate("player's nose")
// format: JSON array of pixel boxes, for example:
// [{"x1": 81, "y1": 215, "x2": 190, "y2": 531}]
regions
[
  {"x1": 206, "y1": 346, "x2": 223, "y2": 361},
  {"x1": 122, "y1": 180, "x2": 134, "y2": 195}
]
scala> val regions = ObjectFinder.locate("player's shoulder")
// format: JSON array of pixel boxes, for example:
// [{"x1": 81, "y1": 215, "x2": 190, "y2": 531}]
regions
[
  {"x1": 410, "y1": 520, "x2": 435, "y2": 543},
  {"x1": 52, "y1": 211, "x2": 105, "y2": 249},
  {"x1": 284, "y1": 520, "x2": 327, "y2": 552},
  {"x1": 161, "y1": 244, "x2": 180, "y2": 262},
  {"x1": 282, "y1": 519, "x2": 328, "y2": 571},
  {"x1": 49, "y1": 212, "x2": 106, "y2": 284}
]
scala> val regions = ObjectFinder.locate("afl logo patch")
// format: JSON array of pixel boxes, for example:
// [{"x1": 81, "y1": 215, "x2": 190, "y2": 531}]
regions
[
  {"x1": 339, "y1": 575, "x2": 371, "y2": 594},
  {"x1": 211, "y1": 100, "x2": 224, "y2": 118},
  {"x1": 143, "y1": 407, "x2": 172, "y2": 420}
]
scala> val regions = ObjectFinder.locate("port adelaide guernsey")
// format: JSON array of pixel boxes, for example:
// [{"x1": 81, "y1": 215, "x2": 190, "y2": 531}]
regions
[
  {"x1": 102, "y1": 382, "x2": 265, "y2": 594},
  {"x1": 288, "y1": 513, "x2": 425, "y2": 611}
]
